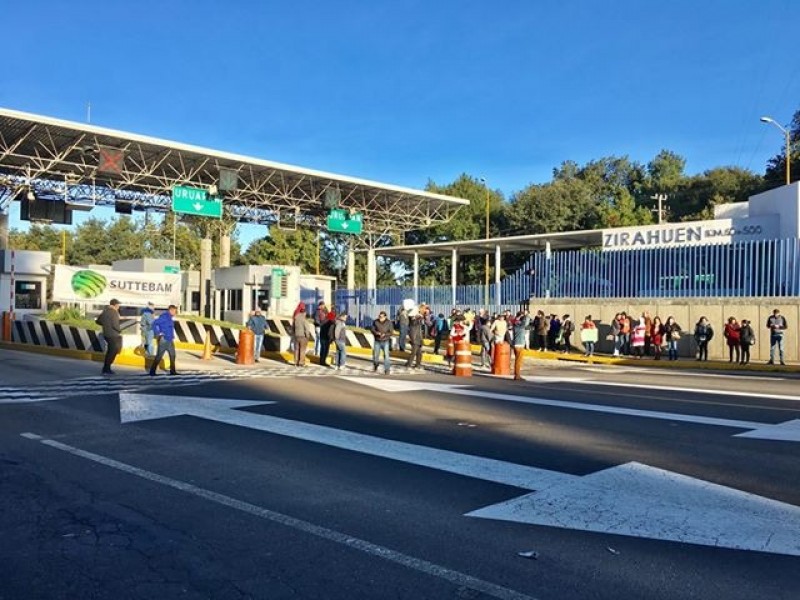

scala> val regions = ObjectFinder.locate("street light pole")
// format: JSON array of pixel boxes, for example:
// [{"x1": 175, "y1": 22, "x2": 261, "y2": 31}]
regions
[{"x1": 760, "y1": 116, "x2": 791, "y2": 185}]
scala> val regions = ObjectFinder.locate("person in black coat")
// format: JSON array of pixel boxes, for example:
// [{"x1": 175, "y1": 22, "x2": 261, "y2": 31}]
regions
[
  {"x1": 693, "y1": 316, "x2": 714, "y2": 361},
  {"x1": 405, "y1": 314, "x2": 424, "y2": 369},
  {"x1": 739, "y1": 319, "x2": 755, "y2": 365}
]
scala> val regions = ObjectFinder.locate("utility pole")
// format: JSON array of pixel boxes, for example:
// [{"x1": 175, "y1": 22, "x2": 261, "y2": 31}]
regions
[{"x1": 651, "y1": 193, "x2": 668, "y2": 224}]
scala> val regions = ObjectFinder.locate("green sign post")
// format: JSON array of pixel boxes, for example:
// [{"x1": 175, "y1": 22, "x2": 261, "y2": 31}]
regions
[
  {"x1": 271, "y1": 268, "x2": 286, "y2": 300},
  {"x1": 326, "y1": 209, "x2": 363, "y2": 234},
  {"x1": 172, "y1": 185, "x2": 223, "y2": 218}
]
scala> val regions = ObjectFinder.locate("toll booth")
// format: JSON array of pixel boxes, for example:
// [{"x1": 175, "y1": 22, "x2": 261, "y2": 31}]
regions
[
  {"x1": 214, "y1": 264, "x2": 301, "y2": 324},
  {"x1": 0, "y1": 250, "x2": 51, "y2": 317}
]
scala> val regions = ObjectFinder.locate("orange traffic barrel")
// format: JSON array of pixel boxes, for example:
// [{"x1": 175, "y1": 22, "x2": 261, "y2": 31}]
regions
[
  {"x1": 491, "y1": 342, "x2": 511, "y2": 376},
  {"x1": 453, "y1": 340, "x2": 473, "y2": 377},
  {"x1": 446, "y1": 340, "x2": 455, "y2": 359},
  {"x1": 236, "y1": 328, "x2": 255, "y2": 365}
]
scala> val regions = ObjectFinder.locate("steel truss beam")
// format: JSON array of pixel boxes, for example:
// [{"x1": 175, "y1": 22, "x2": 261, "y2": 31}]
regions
[{"x1": 0, "y1": 110, "x2": 468, "y2": 235}]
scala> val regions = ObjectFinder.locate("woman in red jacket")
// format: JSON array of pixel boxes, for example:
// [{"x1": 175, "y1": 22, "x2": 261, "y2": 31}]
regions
[
  {"x1": 651, "y1": 316, "x2": 665, "y2": 360},
  {"x1": 723, "y1": 316, "x2": 741, "y2": 364}
]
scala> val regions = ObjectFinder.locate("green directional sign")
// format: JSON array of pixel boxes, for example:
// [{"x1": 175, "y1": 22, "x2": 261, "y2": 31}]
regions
[
  {"x1": 327, "y1": 209, "x2": 363, "y2": 234},
  {"x1": 163, "y1": 265, "x2": 180, "y2": 274},
  {"x1": 172, "y1": 185, "x2": 223, "y2": 218}
]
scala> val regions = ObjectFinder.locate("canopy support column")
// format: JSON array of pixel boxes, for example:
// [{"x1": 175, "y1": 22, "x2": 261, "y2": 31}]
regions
[
  {"x1": 494, "y1": 244, "x2": 502, "y2": 308},
  {"x1": 367, "y1": 249, "x2": 377, "y2": 301},
  {"x1": 200, "y1": 237, "x2": 212, "y2": 318},
  {"x1": 545, "y1": 241, "x2": 552, "y2": 299},
  {"x1": 346, "y1": 247, "x2": 356, "y2": 290},
  {"x1": 413, "y1": 251, "x2": 419, "y2": 303},
  {"x1": 451, "y1": 248, "x2": 458, "y2": 306}
]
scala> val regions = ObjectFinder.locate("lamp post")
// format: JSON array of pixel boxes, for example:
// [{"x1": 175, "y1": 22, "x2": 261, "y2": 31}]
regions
[
  {"x1": 760, "y1": 116, "x2": 791, "y2": 185},
  {"x1": 480, "y1": 177, "x2": 490, "y2": 307}
]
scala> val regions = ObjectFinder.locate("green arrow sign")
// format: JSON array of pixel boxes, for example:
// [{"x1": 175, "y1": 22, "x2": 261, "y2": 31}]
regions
[
  {"x1": 172, "y1": 185, "x2": 223, "y2": 218},
  {"x1": 327, "y1": 209, "x2": 363, "y2": 234}
]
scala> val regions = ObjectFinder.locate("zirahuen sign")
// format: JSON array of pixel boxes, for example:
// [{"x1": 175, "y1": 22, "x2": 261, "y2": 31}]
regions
[{"x1": 601, "y1": 216, "x2": 777, "y2": 251}]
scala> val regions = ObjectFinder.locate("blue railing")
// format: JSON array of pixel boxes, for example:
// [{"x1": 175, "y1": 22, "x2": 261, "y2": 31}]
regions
[{"x1": 334, "y1": 238, "x2": 800, "y2": 326}]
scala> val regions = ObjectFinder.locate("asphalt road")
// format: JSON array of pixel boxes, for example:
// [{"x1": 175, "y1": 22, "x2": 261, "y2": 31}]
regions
[{"x1": 1, "y1": 350, "x2": 798, "y2": 599}]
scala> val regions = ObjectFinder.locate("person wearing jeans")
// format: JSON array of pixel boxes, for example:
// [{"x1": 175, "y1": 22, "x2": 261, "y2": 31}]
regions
[
  {"x1": 766, "y1": 308, "x2": 787, "y2": 365},
  {"x1": 246, "y1": 308, "x2": 267, "y2": 362},
  {"x1": 664, "y1": 316, "x2": 681, "y2": 361},
  {"x1": 693, "y1": 316, "x2": 713, "y2": 362},
  {"x1": 149, "y1": 305, "x2": 178, "y2": 376},
  {"x1": 371, "y1": 311, "x2": 393, "y2": 374}
]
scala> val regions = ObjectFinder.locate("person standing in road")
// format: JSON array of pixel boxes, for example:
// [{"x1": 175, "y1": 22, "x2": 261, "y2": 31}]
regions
[
  {"x1": 246, "y1": 308, "x2": 268, "y2": 362},
  {"x1": 512, "y1": 311, "x2": 528, "y2": 380},
  {"x1": 140, "y1": 302, "x2": 156, "y2": 357},
  {"x1": 694, "y1": 316, "x2": 714, "y2": 361},
  {"x1": 433, "y1": 313, "x2": 448, "y2": 354},
  {"x1": 149, "y1": 305, "x2": 178, "y2": 376},
  {"x1": 319, "y1": 310, "x2": 336, "y2": 367},
  {"x1": 396, "y1": 307, "x2": 409, "y2": 353},
  {"x1": 313, "y1": 301, "x2": 328, "y2": 356},
  {"x1": 480, "y1": 316, "x2": 493, "y2": 368},
  {"x1": 333, "y1": 312, "x2": 348, "y2": 370},
  {"x1": 293, "y1": 302, "x2": 312, "y2": 367},
  {"x1": 406, "y1": 311, "x2": 424, "y2": 370},
  {"x1": 766, "y1": 308, "x2": 787, "y2": 365},
  {"x1": 96, "y1": 299, "x2": 122, "y2": 375},
  {"x1": 739, "y1": 319, "x2": 755, "y2": 365},
  {"x1": 723, "y1": 316, "x2": 741, "y2": 364},
  {"x1": 371, "y1": 311, "x2": 393, "y2": 374}
]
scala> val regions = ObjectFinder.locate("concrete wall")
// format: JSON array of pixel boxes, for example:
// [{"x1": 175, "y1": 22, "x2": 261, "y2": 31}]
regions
[{"x1": 528, "y1": 297, "x2": 799, "y2": 361}]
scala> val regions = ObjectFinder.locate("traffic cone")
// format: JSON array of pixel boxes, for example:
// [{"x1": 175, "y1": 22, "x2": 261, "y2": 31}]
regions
[{"x1": 201, "y1": 330, "x2": 213, "y2": 360}]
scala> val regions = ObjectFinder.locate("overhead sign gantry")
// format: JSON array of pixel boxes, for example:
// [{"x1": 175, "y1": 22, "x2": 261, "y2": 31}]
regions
[{"x1": 0, "y1": 107, "x2": 468, "y2": 239}]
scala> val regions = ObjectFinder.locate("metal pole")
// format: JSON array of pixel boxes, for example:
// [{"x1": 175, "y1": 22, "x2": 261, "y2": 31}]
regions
[
  {"x1": 172, "y1": 213, "x2": 177, "y2": 260},
  {"x1": 786, "y1": 130, "x2": 792, "y2": 185},
  {"x1": 484, "y1": 185, "x2": 490, "y2": 306},
  {"x1": 316, "y1": 229, "x2": 320, "y2": 275}
]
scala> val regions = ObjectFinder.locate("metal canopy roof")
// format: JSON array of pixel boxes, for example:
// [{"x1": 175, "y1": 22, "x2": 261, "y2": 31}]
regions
[
  {"x1": 0, "y1": 108, "x2": 468, "y2": 235},
  {"x1": 374, "y1": 229, "x2": 604, "y2": 258}
]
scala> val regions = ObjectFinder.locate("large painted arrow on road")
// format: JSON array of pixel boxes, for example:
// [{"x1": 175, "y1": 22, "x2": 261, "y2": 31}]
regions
[{"x1": 119, "y1": 389, "x2": 800, "y2": 556}]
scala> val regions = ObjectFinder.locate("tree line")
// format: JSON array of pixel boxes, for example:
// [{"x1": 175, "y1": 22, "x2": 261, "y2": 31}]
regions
[{"x1": 10, "y1": 108, "x2": 799, "y2": 287}]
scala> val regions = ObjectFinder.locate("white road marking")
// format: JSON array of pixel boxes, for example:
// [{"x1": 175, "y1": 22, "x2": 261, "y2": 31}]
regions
[
  {"x1": 22, "y1": 433, "x2": 536, "y2": 600},
  {"x1": 116, "y1": 390, "x2": 800, "y2": 556},
  {"x1": 119, "y1": 392, "x2": 572, "y2": 490},
  {"x1": 344, "y1": 378, "x2": 799, "y2": 439},
  {"x1": 467, "y1": 461, "x2": 800, "y2": 556},
  {"x1": 584, "y1": 379, "x2": 800, "y2": 403}
]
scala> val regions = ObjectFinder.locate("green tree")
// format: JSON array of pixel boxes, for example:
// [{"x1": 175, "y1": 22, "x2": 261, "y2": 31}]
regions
[
  {"x1": 241, "y1": 227, "x2": 318, "y2": 273},
  {"x1": 596, "y1": 187, "x2": 653, "y2": 228}
]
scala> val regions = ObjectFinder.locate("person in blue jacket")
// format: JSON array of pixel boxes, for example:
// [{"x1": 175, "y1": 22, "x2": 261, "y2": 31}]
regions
[{"x1": 149, "y1": 305, "x2": 178, "y2": 376}]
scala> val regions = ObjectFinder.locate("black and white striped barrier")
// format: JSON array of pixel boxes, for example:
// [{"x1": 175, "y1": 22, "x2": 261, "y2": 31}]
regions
[
  {"x1": 13, "y1": 319, "x2": 104, "y2": 352},
  {"x1": 173, "y1": 320, "x2": 287, "y2": 353}
]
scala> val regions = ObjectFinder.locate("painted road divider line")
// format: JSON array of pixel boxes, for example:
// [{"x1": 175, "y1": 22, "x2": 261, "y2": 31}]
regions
[
  {"x1": 21, "y1": 432, "x2": 537, "y2": 600},
  {"x1": 343, "y1": 379, "x2": 800, "y2": 442}
]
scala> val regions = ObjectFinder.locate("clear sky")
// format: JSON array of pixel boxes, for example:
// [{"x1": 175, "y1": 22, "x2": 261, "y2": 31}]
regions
[{"x1": 2, "y1": 0, "x2": 798, "y2": 245}]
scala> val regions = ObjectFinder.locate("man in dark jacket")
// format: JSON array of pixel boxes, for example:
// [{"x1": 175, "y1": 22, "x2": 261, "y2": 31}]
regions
[
  {"x1": 149, "y1": 305, "x2": 178, "y2": 376},
  {"x1": 96, "y1": 299, "x2": 122, "y2": 375},
  {"x1": 405, "y1": 313, "x2": 424, "y2": 369},
  {"x1": 371, "y1": 311, "x2": 393, "y2": 374}
]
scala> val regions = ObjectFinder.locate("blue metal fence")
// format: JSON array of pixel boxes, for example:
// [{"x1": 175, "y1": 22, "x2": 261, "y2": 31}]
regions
[{"x1": 334, "y1": 238, "x2": 800, "y2": 326}]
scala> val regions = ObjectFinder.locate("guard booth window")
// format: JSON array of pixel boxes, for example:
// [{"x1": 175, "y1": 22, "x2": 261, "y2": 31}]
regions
[
  {"x1": 15, "y1": 281, "x2": 42, "y2": 309},
  {"x1": 227, "y1": 289, "x2": 243, "y2": 311}
]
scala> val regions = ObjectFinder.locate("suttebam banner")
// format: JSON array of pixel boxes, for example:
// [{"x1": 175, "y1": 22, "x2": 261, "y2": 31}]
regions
[{"x1": 52, "y1": 266, "x2": 181, "y2": 307}]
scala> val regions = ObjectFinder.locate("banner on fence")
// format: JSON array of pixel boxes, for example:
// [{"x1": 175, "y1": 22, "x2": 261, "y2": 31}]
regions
[{"x1": 52, "y1": 265, "x2": 181, "y2": 307}]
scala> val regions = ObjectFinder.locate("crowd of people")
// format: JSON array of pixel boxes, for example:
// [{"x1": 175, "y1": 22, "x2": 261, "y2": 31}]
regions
[{"x1": 281, "y1": 301, "x2": 791, "y2": 372}]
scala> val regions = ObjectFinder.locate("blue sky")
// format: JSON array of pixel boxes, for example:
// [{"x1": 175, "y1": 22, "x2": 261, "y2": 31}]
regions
[{"x1": 2, "y1": 0, "x2": 798, "y2": 246}]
